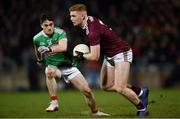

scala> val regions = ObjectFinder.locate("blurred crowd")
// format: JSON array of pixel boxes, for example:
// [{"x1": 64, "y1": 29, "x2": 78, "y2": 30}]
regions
[{"x1": 0, "y1": 0, "x2": 179, "y2": 90}]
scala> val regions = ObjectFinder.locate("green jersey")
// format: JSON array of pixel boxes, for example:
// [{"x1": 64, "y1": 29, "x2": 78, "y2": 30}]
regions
[{"x1": 33, "y1": 27, "x2": 77, "y2": 67}]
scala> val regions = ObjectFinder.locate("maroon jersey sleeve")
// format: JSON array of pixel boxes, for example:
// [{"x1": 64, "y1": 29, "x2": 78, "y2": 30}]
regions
[
  {"x1": 88, "y1": 32, "x2": 100, "y2": 46},
  {"x1": 87, "y1": 18, "x2": 101, "y2": 46}
]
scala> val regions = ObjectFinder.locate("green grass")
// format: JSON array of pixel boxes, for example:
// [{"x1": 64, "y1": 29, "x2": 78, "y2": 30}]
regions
[{"x1": 0, "y1": 88, "x2": 180, "y2": 118}]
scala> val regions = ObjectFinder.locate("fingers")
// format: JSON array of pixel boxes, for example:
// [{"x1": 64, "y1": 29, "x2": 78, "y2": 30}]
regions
[
  {"x1": 38, "y1": 46, "x2": 46, "y2": 52},
  {"x1": 38, "y1": 46, "x2": 50, "y2": 55},
  {"x1": 74, "y1": 51, "x2": 85, "y2": 63}
]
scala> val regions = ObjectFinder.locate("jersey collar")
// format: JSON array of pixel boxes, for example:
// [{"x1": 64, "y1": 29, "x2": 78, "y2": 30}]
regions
[
  {"x1": 42, "y1": 30, "x2": 55, "y2": 38},
  {"x1": 42, "y1": 31, "x2": 48, "y2": 37},
  {"x1": 81, "y1": 16, "x2": 88, "y2": 30}
]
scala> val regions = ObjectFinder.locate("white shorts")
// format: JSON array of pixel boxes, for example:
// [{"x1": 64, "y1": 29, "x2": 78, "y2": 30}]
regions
[
  {"x1": 45, "y1": 65, "x2": 81, "y2": 83},
  {"x1": 104, "y1": 49, "x2": 133, "y2": 67}
]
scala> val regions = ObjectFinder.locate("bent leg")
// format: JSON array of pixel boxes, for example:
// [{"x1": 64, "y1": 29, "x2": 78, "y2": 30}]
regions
[
  {"x1": 100, "y1": 59, "x2": 140, "y2": 94},
  {"x1": 70, "y1": 73, "x2": 98, "y2": 113},
  {"x1": 100, "y1": 60, "x2": 115, "y2": 91},
  {"x1": 45, "y1": 67, "x2": 58, "y2": 98},
  {"x1": 112, "y1": 62, "x2": 141, "y2": 106},
  {"x1": 45, "y1": 66, "x2": 59, "y2": 112}
]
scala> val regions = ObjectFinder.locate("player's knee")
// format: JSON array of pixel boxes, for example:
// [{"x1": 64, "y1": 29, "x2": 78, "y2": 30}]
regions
[
  {"x1": 46, "y1": 68, "x2": 56, "y2": 79},
  {"x1": 114, "y1": 86, "x2": 125, "y2": 94},
  {"x1": 101, "y1": 84, "x2": 114, "y2": 91}
]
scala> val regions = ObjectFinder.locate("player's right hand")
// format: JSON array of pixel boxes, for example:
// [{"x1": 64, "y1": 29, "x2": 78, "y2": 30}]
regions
[
  {"x1": 38, "y1": 46, "x2": 52, "y2": 55},
  {"x1": 75, "y1": 51, "x2": 85, "y2": 63}
]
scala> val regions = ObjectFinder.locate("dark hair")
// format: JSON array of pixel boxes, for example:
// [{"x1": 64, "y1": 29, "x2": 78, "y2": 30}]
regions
[{"x1": 40, "y1": 13, "x2": 54, "y2": 24}]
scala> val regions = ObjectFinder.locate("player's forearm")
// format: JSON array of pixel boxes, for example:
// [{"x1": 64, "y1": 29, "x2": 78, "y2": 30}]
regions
[
  {"x1": 34, "y1": 45, "x2": 42, "y2": 61},
  {"x1": 50, "y1": 39, "x2": 67, "y2": 53},
  {"x1": 50, "y1": 45, "x2": 67, "y2": 53},
  {"x1": 83, "y1": 45, "x2": 100, "y2": 61},
  {"x1": 84, "y1": 53, "x2": 99, "y2": 61}
]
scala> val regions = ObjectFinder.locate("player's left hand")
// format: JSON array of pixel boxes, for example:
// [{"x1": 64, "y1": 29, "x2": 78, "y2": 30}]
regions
[
  {"x1": 75, "y1": 51, "x2": 85, "y2": 62},
  {"x1": 38, "y1": 46, "x2": 52, "y2": 55}
]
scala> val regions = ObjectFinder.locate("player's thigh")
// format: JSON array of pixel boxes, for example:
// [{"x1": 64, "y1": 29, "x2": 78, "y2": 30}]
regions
[
  {"x1": 114, "y1": 62, "x2": 130, "y2": 88},
  {"x1": 70, "y1": 73, "x2": 90, "y2": 92},
  {"x1": 100, "y1": 60, "x2": 115, "y2": 88}
]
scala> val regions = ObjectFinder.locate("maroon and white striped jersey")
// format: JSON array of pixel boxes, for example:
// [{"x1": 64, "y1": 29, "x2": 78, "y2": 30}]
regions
[{"x1": 83, "y1": 16, "x2": 130, "y2": 57}]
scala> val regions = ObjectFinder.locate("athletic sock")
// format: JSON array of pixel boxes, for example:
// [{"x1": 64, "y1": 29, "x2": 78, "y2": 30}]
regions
[
  {"x1": 92, "y1": 109, "x2": 98, "y2": 113},
  {"x1": 51, "y1": 96, "x2": 58, "y2": 100},
  {"x1": 131, "y1": 85, "x2": 142, "y2": 96},
  {"x1": 136, "y1": 101, "x2": 145, "y2": 110}
]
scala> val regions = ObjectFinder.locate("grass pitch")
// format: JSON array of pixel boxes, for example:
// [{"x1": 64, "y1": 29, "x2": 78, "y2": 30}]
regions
[{"x1": 0, "y1": 88, "x2": 180, "y2": 118}]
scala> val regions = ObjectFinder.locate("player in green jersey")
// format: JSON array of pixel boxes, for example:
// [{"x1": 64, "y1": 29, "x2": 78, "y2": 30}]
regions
[{"x1": 33, "y1": 13, "x2": 109, "y2": 116}]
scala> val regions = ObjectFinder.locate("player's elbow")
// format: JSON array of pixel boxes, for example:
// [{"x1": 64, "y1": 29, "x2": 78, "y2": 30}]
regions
[
  {"x1": 90, "y1": 55, "x2": 99, "y2": 61},
  {"x1": 59, "y1": 44, "x2": 67, "y2": 52},
  {"x1": 94, "y1": 56, "x2": 99, "y2": 61},
  {"x1": 62, "y1": 45, "x2": 67, "y2": 52}
]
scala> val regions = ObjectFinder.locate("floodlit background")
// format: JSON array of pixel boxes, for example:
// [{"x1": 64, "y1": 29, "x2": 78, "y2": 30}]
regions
[{"x1": 0, "y1": 0, "x2": 179, "y2": 91}]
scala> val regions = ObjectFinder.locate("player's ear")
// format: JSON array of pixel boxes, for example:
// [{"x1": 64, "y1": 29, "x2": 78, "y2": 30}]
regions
[
  {"x1": 82, "y1": 14, "x2": 86, "y2": 20},
  {"x1": 82, "y1": 11, "x2": 87, "y2": 20},
  {"x1": 40, "y1": 24, "x2": 44, "y2": 29}
]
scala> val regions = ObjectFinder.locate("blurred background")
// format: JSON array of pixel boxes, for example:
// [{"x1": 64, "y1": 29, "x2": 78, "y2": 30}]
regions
[{"x1": 0, "y1": 0, "x2": 179, "y2": 92}]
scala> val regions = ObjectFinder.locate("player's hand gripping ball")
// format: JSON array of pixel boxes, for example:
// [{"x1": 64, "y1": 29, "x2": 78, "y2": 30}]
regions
[
  {"x1": 73, "y1": 44, "x2": 90, "y2": 56},
  {"x1": 73, "y1": 44, "x2": 90, "y2": 62}
]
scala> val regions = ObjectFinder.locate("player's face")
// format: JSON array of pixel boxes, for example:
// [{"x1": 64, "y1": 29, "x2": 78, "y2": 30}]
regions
[
  {"x1": 41, "y1": 20, "x2": 54, "y2": 35},
  {"x1": 70, "y1": 11, "x2": 84, "y2": 26}
]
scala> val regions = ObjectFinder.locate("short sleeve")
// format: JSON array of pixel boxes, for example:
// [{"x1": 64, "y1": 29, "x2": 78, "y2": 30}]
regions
[
  {"x1": 33, "y1": 37, "x2": 39, "y2": 47},
  {"x1": 55, "y1": 28, "x2": 67, "y2": 41},
  {"x1": 88, "y1": 32, "x2": 100, "y2": 46},
  {"x1": 58, "y1": 32, "x2": 67, "y2": 41}
]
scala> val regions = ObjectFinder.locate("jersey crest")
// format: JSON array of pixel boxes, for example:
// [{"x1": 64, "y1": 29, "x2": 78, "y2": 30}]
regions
[{"x1": 47, "y1": 39, "x2": 52, "y2": 46}]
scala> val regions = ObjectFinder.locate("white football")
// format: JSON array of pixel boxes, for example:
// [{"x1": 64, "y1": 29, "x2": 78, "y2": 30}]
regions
[{"x1": 73, "y1": 44, "x2": 90, "y2": 56}]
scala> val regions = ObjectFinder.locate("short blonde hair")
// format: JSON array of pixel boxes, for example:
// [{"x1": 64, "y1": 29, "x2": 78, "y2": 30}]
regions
[{"x1": 69, "y1": 3, "x2": 87, "y2": 12}]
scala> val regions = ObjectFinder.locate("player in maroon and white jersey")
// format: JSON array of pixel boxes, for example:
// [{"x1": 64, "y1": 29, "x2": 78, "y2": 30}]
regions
[{"x1": 69, "y1": 4, "x2": 149, "y2": 117}]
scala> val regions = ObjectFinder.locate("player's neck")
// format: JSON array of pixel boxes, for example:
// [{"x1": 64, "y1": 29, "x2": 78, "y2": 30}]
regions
[
  {"x1": 48, "y1": 33, "x2": 54, "y2": 38},
  {"x1": 81, "y1": 16, "x2": 88, "y2": 29}
]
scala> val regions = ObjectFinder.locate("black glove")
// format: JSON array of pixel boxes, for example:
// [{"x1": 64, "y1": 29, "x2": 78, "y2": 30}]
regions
[
  {"x1": 75, "y1": 51, "x2": 85, "y2": 63},
  {"x1": 37, "y1": 60, "x2": 45, "y2": 67}
]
